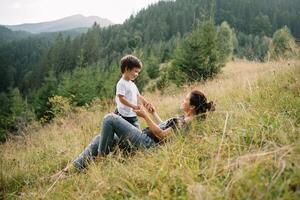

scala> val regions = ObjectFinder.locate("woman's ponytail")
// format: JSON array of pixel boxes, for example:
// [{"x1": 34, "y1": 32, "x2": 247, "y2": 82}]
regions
[{"x1": 190, "y1": 90, "x2": 215, "y2": 117}]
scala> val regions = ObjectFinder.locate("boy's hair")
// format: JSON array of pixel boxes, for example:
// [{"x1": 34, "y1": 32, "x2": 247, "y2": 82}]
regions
[{"x1": 120, "y1": 55, "x2": 142, "y2": 73}]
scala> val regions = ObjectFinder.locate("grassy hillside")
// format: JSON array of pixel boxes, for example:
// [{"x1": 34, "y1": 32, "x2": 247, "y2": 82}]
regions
[{"x1": 1, "y1": 60, "x2": 299, "y2": 199}]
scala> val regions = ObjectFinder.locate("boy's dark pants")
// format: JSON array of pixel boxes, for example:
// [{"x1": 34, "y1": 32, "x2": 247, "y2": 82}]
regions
[{"x1": 114, "y1": 109, "x2": 140, "y2": 129}]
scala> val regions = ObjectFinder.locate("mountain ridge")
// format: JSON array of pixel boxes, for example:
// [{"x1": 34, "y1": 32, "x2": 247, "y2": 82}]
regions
[{"x1": 5, "y1": 14, "x2": 113, "y2": 33}]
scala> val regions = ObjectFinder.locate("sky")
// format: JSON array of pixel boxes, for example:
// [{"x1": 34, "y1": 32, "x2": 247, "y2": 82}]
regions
[{"x1": 0, "y1": 0, "x2": 161, "y2": 25}]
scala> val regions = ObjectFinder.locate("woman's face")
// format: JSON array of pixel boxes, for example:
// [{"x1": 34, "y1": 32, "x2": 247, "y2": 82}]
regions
[{"x1": 180, "y1": 93, "x2": 192, "y2": 112}]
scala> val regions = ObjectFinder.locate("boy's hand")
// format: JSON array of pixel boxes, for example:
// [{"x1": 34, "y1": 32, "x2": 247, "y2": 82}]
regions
[
  {"x1": 147, "y1": 103, "x2": 155, "y2": 113},
  {"x1": 132, "y1": 105, "x2": 140, "y2": 110},
  {"x1": 145, "y1": 103, "x2": 155, "y2": 113}
]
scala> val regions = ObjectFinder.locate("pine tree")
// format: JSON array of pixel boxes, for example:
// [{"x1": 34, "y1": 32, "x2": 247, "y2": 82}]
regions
[
  {"x1": 0, "y1": 92, "x2": 10, "y2": 142},
  {"x1": 146, "y1": 54, "x2": 160, "y2": 79},
  {"x1": 217, "y1": 21, "x2": 234, "y2": 63},
  {"x1": 171, "y1": 20, "x2": 224, "y2": 84},
  {"x1": 33, "y1": 70, "x2": 58, "y2": 120}
]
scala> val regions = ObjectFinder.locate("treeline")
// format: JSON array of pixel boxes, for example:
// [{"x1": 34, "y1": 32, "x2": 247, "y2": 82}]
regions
[
  {"x1": 0, "y1": 26, "x2": 32, "y2": 46},
  {"x1": 215, "y1": 0, "x2": 300, "y2": 38},
  {"x1": 0, "y1": 0, "x2": 299, "y2": 141}
]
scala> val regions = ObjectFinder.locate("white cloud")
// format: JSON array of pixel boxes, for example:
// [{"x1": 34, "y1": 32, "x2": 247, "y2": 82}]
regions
[{"x1": 11, "y1": 2, "x2": 22, "y2": 9}]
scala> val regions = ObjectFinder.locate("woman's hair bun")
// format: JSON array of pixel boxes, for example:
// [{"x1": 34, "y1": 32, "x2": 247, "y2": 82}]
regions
[{"x1": 206, "y1": 101, "x2": 215, "y2": 111}]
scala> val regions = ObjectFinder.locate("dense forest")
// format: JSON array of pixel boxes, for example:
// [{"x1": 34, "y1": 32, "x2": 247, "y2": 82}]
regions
[
  {"x1": 0, "y1": 26, "x2": 32, "y2": 46},
  {"x1": 0, "y1": 0, "x2": 299, "y2": 141}
]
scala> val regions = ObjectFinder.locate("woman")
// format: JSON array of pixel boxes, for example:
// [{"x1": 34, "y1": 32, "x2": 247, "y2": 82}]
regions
[{"x1": 59, "y1": 90, "x2": 214, "y2": 173}]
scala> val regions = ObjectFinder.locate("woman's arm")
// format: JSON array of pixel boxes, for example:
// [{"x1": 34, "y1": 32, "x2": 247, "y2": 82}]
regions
[
  {"x1": 134, "y1": 108, "x2": 172, "y2": 140},
  {"x1": 151, "y1": 111, "x2": 163, "y2": 124},
  {"x1": 138, "y1": 95, "x2": 162, "y2": 124},
  {"x1": 144, "y1": 116, "x2": 172, "y2": 140}
]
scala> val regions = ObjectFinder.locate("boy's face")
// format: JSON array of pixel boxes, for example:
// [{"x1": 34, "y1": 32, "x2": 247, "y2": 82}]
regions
[{"x1": 124, "y1": 67, "x2": 141, "y2": 81}]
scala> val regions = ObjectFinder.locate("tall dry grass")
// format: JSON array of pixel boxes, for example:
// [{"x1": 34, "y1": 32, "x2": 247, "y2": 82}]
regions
[{"x1": 1, "y1": 60, "x2": 299, "y2": 199}]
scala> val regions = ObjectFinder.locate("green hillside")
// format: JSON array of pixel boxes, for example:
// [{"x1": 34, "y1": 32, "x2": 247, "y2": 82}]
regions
[
  {"x1": 0, "y1": 1, "x2": 300, "y2": 197},
  {"x1": 1, "y1": 60, "x2": 299, "y2": 199}
]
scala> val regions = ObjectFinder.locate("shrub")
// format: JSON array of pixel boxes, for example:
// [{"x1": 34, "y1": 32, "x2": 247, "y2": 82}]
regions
[
  {"x1": 269, "y1": 26, "x2": 298, "y2": 60},
  {"x1": 47, "y1": 95, "x2": 73, "y2": 119}
]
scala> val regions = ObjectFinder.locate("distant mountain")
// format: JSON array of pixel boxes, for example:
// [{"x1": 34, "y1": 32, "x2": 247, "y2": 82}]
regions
[
  {"x1": 0, "y1": 25, "x2": 88, "y2": 47},
  {"x1": 5, "y1": 14, "x2": 113, "y2": 33}
]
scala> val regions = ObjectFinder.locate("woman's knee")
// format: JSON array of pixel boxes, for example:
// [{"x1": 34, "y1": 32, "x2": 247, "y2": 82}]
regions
[
  {"x1": 103, "y1": 113, "x2": 118, "y2": 124},
  {"x1": 103, "y1": 113, "x2": 118, "y2": 121}
]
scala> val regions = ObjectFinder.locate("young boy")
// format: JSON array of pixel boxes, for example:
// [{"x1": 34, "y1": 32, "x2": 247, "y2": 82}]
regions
[{"x1": 115, "y1": 55, "x2": 153, "y2": 129}]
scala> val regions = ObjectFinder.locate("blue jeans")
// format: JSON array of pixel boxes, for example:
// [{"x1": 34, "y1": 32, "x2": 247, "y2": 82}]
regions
[
  {"x1": 114, "y1": 108, "x2": 140, "y2": 129},
  {"x1": 73, "y1": 113, "x2": 156, "y2": 170}
]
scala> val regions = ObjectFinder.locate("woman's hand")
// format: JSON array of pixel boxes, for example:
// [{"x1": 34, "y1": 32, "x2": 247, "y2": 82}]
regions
[{"x1": 133, "y1": 107, "x2": 148, "y2": 118}]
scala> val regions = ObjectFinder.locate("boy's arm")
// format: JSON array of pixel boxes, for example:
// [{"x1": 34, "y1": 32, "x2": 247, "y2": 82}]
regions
[
  {"x1": 118, "y1": 95, "x2": 139, "y2": 109},
  {"x1": 138, "y1": 94, "x2": 155, "y2": 111},
  {"x1": 137, "y1": 94, "x2": 149, "y2": 106},
  {"x1": 138, "y1": 94, "x2": 154, "y2": 112}
]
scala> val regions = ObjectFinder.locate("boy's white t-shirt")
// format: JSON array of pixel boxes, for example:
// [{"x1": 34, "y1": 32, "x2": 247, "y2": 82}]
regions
[{"x1": 115, "y1": 77, "x2": 140, "y2": 117}]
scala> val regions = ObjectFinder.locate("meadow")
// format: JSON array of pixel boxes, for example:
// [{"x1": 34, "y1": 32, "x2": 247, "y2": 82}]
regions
[{"x1": 1, "y1": 59, "x2": 299, "y2": 199}]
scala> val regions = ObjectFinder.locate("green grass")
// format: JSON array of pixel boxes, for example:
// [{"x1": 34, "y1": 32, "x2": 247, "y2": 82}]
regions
[{"x1": 1, "y1": 61, "x2": 299, "y2": 199}]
